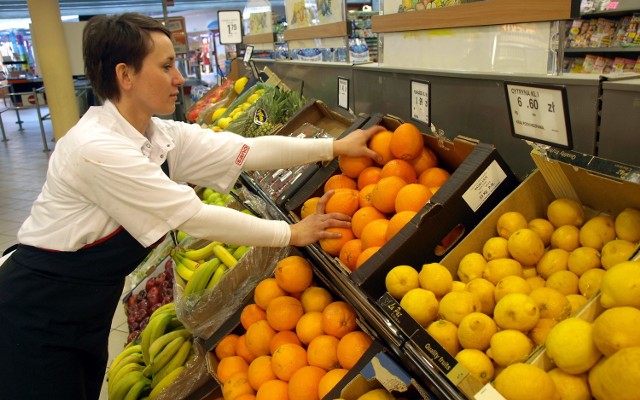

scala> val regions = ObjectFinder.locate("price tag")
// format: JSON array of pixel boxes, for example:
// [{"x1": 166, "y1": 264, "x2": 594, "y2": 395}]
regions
[
  {"x1": 243, "y1": 45, "x2": 254, "y2": 63},
  {"x1": 505, "y1": 82, "x2": 572, "y2": 149},
  {"x1": 410, "y1": 80, "x2": 431, "y2": 125},
  {"x1": 218, "y1": 10, "x2": 243, "y2": 44},
  {"x1": 337, "y1": 77, "x2": 349, "y2": 110},
  {"x1": 606, "y1": 1, "x2": 619, "y2": 10}
]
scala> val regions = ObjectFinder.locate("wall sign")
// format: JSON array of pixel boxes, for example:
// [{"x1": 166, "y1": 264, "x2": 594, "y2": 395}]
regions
[
  {"x1": 410, "y1": 79, "x2": 431, "y2": 125},
  {"x1": 505, "y1": 81, "x2": 572, "y2": 149},
  {"x1": 218, "y1": 10, "x2": 243, "y2": 44},
  {"x1": 337, "y1": 77, "x2": 349, "y2": 110}
]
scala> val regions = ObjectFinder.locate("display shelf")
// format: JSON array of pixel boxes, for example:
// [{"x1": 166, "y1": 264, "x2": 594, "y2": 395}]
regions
[{"x1": 565, "y1": 46, "x2": 640, "y2": 53}]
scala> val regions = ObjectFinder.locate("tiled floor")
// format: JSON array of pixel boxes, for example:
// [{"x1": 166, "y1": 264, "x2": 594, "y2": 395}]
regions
[{"x1": 0, "y1": 106, "x2": 129, "y2": 400}]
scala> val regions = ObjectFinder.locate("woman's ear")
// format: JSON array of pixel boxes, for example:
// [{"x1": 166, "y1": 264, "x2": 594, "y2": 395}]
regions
[{"x1": 115, "y1": 63, "x2": 132, "y2": 91}]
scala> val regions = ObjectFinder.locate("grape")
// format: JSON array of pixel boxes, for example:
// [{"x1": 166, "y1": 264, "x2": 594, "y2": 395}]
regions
[
  {"x1": 127, "y1": 330, "x2": 140, "y2": 344},
  {"x1": 164, "y1": 259, "x2": 174, "y2": 271},
  {"x1": 145, "y1": 277, "x2": 157, "y2": 291},
  {"x1": 137, "y1": 289, "x2": 147, "y2": 300},
  {"x1": 135, "y1": 307, "x2": 147, "y2": 322},
  {"x1": 128, "y1": 321, "x2": 139, "y2": 332},
  {"x1": 139, "y1": 317, "x2": 149, "y2": 331},
  {"x1": 138, "y1": 300, "x2": 150, "y2": 313}
]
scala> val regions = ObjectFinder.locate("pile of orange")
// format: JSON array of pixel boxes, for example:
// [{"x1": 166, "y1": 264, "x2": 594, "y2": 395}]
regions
[
  {"x1": 302, "y1": 122, "x2": 450, "y2": 272},
  {"x1": 212, "y1": 255, "x2": 374, "y2": 400}
]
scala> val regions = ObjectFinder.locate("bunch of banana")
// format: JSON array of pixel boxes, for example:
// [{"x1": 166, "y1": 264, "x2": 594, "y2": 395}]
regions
[{"x1": 107, "y1": 343, "x2": 148, "y2": 400}]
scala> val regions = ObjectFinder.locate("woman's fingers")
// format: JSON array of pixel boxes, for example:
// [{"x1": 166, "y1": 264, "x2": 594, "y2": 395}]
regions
[{"x1": 315, "y1": 189, "x2": 333, "y2": 215}]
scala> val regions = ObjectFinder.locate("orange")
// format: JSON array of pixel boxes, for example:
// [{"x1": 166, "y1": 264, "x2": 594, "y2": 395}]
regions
[
  {"x1": 322, "y1": 301, "x2": 357, "y2": 338},
  {"x1": 355, "y1": 246, "x2": 381, "y2": 269},
  {"x1": 300, "y1": 286, "x2": 333, "y2": 313},
  {"x1": 215, "y1": 333, "x2": 239, "y2": 359},
  {"x1": 217, "y1": 355, "x2": 249, "y2": 383},
  {"x1": 390, "y1": 123, "x2": 423, "y2": 161},
  {"x1": 300, "y1": 197, "x2": 320, "y2": 219},
  {"x1": 222, "y1": 372, "x2": 255, "y2": 400},
  {"x1": 357, "y1": 166, "x2": 382, "y2": 190},
  {"x1": 271, "y1": 343, "x2": 308, "y2": 382},
  {"x1": 352, "y1": 206, "x2": 387, "y2": 239},
  {"x1": 235, "y1": 334, "x2": 257, "y2": 364},
  {"x1": 410, "y1": 146, "x2": 439, "y2": 175},
  {"x1": 295, "y1": 311, "x2": 325, "y2": 345},
  {"x1": 395, "y1": 183, "x2": 432, "y2": 213},
  {"x1": 245, "y1": 319, "x2": 277, "y2": 357},
  {"x1": 358, "y1": 183, "x2": 376, "y2": 208},
  {"x1": 256, "y1": 379, "x2": 289, "y2": 400},
  {"x1": 323, "y1": 174, "x2": 357, "y2": 193},
  {"x1": 266, "y1": 296, "x2": 305, "y2": 332},
  {"x1": 307, "y1": 334, "x2": 340, "y2": 371},
  {"x1": 368, "y1": 130, "x2": 394, "y2": 166},
  {"x1": 270, "y1": 330, "x2": 302, "y2": 355},
  {"x1": 381, "y1": 159, "x2": 417, "y2": 184},
  {"x1": 360, "y1": 218, "x2": 390, "y2": 250},
  {"x1": 371, "y1": 176, "x2": 407, "y2": 214},
  {"x1": 240, "y1": 304, "x2": 267, "y2": 330},
  {"x1": 338, "y1": 155, "x2": 374, "y2": 178},
  {"x1": 234, "y1": 395, "x2": 256, "y2": 400},
  {"x1": 386, "y1": 210, "x2": 416, "y2": 242},
  {"x1": 324, "y1": 188, "x2": 359, "y2": 216},
  {"x1": 319, "y1": 227, "x2": 356, "y2": 257},
  {"x1": 275, "y1": 256, "x2": 314, "y2": 294},
  {"x1": 254, "y1": 278, "x2": 287, "y2": 310},
  {"x1": 318, "y1": 368, "x2": 348, "y2": 399},
  {"x1": 247, "y1": 355, "x2": 276, "y2": 391},
  {"x1": 418, "y1": 167, "x2": 451, "y2": 189},
  {"x1": 338, "y1": 239, "x2": 363, "y2": 272},
  {"x1": 288, "y1": 365, "x2": 326, "y2": 400},
  {"x1": 337, "y1": 331, "x2": 373, "y2": 370}
]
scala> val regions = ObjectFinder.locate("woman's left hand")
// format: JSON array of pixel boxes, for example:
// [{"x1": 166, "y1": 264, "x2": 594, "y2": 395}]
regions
[{"x1": 333, "y1": 125, "x2": 386, "y2": 164}]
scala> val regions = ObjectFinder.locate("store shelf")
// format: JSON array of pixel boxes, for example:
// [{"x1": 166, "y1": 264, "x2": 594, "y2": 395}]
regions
[
  {"x1": 582, "y1": 0, "x2": 640, "y2": 16},
  {"x1": 565, "y1": 46, "x2": 640, "y2": 53}
]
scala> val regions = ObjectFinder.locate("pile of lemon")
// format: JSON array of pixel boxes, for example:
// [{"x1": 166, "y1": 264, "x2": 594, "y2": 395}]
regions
[{"x1": 384, "y1": 199, "x2": 640, "y2": 399}]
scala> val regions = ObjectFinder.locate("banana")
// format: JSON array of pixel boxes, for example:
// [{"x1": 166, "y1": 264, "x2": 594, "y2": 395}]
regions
[
  {"x1": 151, "y1": 339, "x2": 193, "y2": 388},
  {"x1": 213, "y1": 244, "x2": 238, "y2": 268},
  {"x1": 109, "y1": 362, "x2": 144, "y2": 393},
  {"x1": 148, "y1": 329, "x2": 191, "y2": 364},
  {"x1": 173, "y1": 253, "x2": 200, "y2": 271},
  {"x1": 123, "y1": 379, "x2": 149, "y2": 400},
  {"x1": 108, "y1": 344, "x2": 142, "y2": 378},
  {"x1": 148, "y1": 366, "x2": 185, "y2": 400},
  {"x1": 174, "y1": 259, "x2": 194, "y2": 281},
  {"x1": 142, "y1": 312, "x2": 173, "y2": 365},
  {"x1": 182, "y1": 241, "x2": 222, "y2": 261},
  {"x1": 110, "y1": 370, "x2": 149, "y2": 400},
  {"x1": 183, "y1": 258, "x2": 221, "y2": 296},
  {"x1": 108, "y1": 352, "x2": 144, "y2": 385},
  {"x1": 148, "y1": 336, "x2": 185, "y2": 377},
  {"x1": 232, "y1": 245, "x2": 251, "y2": 260},
  {"x1": 167, "y1": 316, "x2": 184, "y2": 331},
  {"x1": 205, "y1": 264, "x2": 228, "y2": 290},
  {"x1": 148, "y1": 303, "x2": 175, "y2": 322}
]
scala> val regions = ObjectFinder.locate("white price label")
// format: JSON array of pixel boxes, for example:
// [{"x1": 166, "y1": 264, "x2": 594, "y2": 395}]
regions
[
  {"x1": 218, "y1": 10, "x2": 242, "y2": 44},
  {"x1": 411, "y1": 80, "x2": 430, "y2": 125},
  {"x1": 505, "y1": 82, "x2": 572, "y2": 149},
  {"x1": 462, "y1": 160, "x2": 507, "y2": 212},
  {"x1": 337, "y1": 77, "x2": 349, "y2": 110}
]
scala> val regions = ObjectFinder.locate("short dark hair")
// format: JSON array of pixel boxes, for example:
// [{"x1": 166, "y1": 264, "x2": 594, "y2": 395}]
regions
[{"x1": 83, "y1": 13, "x2": 172, "y2": 101}]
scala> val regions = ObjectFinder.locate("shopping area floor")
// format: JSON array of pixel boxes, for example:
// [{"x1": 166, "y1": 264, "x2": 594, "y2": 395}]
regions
[{"x1": 0, "y1": 107, "x2": 129, "y2": 400}]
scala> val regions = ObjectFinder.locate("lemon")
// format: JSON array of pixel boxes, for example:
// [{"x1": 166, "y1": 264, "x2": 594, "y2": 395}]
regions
[
  {"x1": 545, "y1": 317, "x2": 602, "y2": 374},
  {"x1": 526, "y1": 275, "x2": 546, "y2": 291},
  {"x1": 494, "y1": 363, "x2": 558, "y2": 400},
  {"x1": 247, "y1": 93, "x2": 261, "y2": 104},
  {"x1": 592, "y1": 306, "x2": 640, "y2": 356},
  {"x1": 464, "y1": 278, "x2": 496, "y2": 315},
  {"x1": 508, "y1": 228, "x2": 545, "y2": 266},
  {"x1": 528, "y1": 218, "x2": 555, "y2": 247},
  {"x1": 522, "y1": 266, "x2": 538, "y2": 279},
  {"x1": 486, "y1": 330, "x2": 534, "y2": 367},
  {"x1": 529, "y1": 286, "x2": 571, "y2": 321},
  {"x1": 438, "y1": 291, "x2": 481, "y2": 326},
  {"x1": 493, "y1": 293, "x2": 540, "y2": 331},
  {"x1": 615, "y1": 207, "x2": 640, "y2": 242},
  {"x1": 547, "y1": 368, "x2": 591, "y2": 400},
  {"x1": 457, "y1": 312, "x2": 496, "y2": 351},
  {"x1": 211, "y1": 107, "x2": 227, "y2": 121},
  {"x1": 217, "y1": 117, "x2": 233, "y2": 129},
  {"x1": 600, "y1": 261, "x2": 640, "y2": 308},
  {"x1": 550, "y1": 225, "x2": 581, "y2": 252},
  {"x1": 566, "y1": 294, "x2": 589, "y2": 316},
  {"x1": 385, "y1": 265, "x2": 420, "y2": 299},
  {"x1": 455, "y1": 349, "x2": 494, "y2": 384},
  {"x1": 457, "y1": 252, "x2": 487, "y2": 283},
  {"x1": 579, "y1": 215, "x2": 616, "y2": 251},
  {"x1": 399, "y1": 288, "x2": 438, "y2": 327},
  {"x1": 356, "y1": 388, "x2": 395, "y2": 400},
  {"x1": 545, "y1": 270, "x2": 580, "y2": 295},
  {"x1": 451, "y1": 281, "x2": 466, "y2": 291},
  {"x1": 482, "y1": 236, "x2": 510, "y2": 261},
  {"x1": 529, "y1": 318, "x2": 558, "y2": 346},
  {"x1": 568, "y1": 246, "x2": 602, "y2": 276},
  {"x1": 418, "y1": 262, "x2": 453, "y2": 298},
  {"x1": 494, "y1": 275, "x2": 531, "y2": 302},
  {"x1": 426, "y1": 319, "x2": 459, "y2": 356},
  {"x1": 536, "y1": 248, "x2": 569, "y2": 279},
  {"x1": 588, "y1": 347, "x2": 640, "y2": 400},
  {"x1": 600, "y1": 239, "x2": 637, "y2": 270},
  {"x1": 547, "y1": 198, "x2": 585, "y2": 228},
  {"x1": 483, "y1": 258, "x2": 523, "y2": 285},
  {"x1": 234, "y1": 76, "x2": 249, "y2": 94},
  {"x1": 578, "y1": 268, "x2": 605, "y2": 299},
  {"x1": 497, "y1": 211, "x2": 529, "y2": 239}
]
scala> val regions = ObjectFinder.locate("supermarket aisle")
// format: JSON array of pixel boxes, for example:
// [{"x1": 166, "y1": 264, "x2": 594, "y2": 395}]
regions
[{"x1": 0, "y1": 107, "x2": 129, "y2": 400}]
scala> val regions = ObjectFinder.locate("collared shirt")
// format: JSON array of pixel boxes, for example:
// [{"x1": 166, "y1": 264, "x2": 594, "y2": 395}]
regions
[{"x1": 18, "y1": 100, "x2": 250, "y2": 251}]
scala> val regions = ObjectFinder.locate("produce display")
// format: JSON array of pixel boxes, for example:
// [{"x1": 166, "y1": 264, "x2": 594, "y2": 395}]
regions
[{"x1": 185, "y1": 78, "x2": 241, "y2": 125}]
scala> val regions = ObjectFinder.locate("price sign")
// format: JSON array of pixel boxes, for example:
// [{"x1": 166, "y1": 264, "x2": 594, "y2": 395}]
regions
[
  {"x1": 505, "y1": 82, "x2": 572, "y2": 149},
  {"x1": 243, "y1": 45, "x2": 254, "y2": 63},
  {"x1": 410, "y1": 80, "x2": 430, "y2": 125},
  {"x1": 337, "y1": 77, "x2": 349, "y2": 110},
  {"x1": 218, "y1": 10, "x2": 243, "y2": 44}
]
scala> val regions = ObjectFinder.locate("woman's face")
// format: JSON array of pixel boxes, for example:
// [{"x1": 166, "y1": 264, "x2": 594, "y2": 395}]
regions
[{"x1": 129, "y1": 31, "x2": 185, "y2": 117}]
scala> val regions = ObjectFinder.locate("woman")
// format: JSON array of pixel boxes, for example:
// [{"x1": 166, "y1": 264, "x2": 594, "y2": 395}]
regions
[{"x1": 0, "y1": 13, "x2": 383, "y2": 400}]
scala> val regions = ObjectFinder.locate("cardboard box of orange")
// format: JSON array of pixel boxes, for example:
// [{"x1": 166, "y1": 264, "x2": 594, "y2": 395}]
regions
[{"x1": 374, "y1": 148, "x2": 640, "y2": 399}]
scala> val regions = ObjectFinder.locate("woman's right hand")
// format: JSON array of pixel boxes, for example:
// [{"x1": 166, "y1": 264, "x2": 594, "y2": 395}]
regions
[{"x1": 288, "y1": 190, "x2": 352, "y2": 247}]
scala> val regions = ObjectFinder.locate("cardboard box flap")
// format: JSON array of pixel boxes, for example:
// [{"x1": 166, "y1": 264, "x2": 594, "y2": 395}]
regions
[{"x1": 277, "y1": 99, "x2": 354, "y2": 138}]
